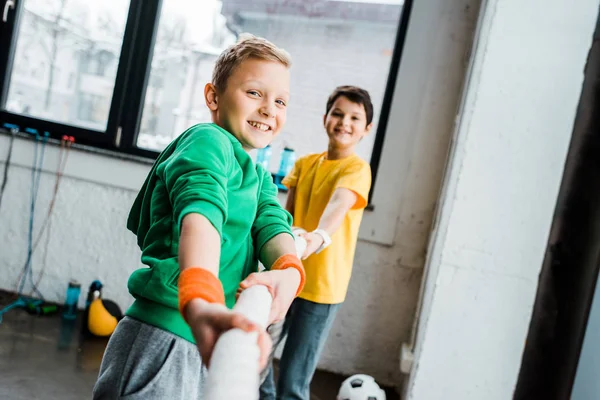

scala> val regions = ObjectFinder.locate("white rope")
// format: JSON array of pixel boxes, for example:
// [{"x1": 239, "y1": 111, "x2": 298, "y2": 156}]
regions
[{"x1": 204, "y1": 232, "x2": 307, "y2": 400}]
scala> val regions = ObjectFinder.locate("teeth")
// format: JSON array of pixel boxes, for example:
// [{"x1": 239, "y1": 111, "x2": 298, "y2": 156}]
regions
[{"x1": 249, "y1": 121, "x2": 270, "y2": 131}]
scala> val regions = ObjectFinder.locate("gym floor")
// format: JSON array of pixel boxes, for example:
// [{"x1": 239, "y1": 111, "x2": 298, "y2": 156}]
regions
[{"x1": 0, "y1": 292, "x2": 399, "y2": 400}]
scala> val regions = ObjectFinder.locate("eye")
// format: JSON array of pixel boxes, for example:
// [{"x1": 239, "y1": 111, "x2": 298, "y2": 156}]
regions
[
  {"x1": 276, "y1": 99, "x2": 287, "y2": 106},
  {"x1": 247, "y1": 90, "x2": 260, "y2": 97},
  {"x1": 352, "y1": 116, "x2": 360, "y2": 121}
]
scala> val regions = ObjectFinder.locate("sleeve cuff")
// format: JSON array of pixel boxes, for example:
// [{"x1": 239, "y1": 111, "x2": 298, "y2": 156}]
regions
[
  {"x1": 257, "y1": 229, "x2": 294, "y2": 260},
  {"x1": 336, "y1": 185, "x2": 369, "y2": 210},
  {"x1": 178, "y1": 200, "x2": 226, "y2": 234},
  {"x1": 282, "y1": 177, "x2": 296, "y2": 188}
]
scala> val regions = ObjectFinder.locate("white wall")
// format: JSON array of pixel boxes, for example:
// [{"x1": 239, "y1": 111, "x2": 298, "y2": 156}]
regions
[
  {"x1": 0, "y1": 0, "x2": 479, "y2": 388},
  {"x1": 0, "y1": 143, "x2": 149, "y2": 310},
  {"x1": 406, "y1": 0, "x2": 599, "y2": 398}
]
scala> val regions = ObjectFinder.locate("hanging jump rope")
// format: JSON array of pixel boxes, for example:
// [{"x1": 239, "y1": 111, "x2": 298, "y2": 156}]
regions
[
  {"x1": 36, "y1": 136, "x2": 73, "y2": 287},
  {"x1": 17, "y1": 131, "x2": 50, "y2": 300},
  {"x1": 0, "y1": 130, "x2": 74, "y2": 323},
  {"x1": 14, "y1": 135, "x2": 74, "y2": 290}
]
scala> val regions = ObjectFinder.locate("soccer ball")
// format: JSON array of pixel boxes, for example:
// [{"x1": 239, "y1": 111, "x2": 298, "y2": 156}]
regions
[{"x1": 337, "y1": 374, "x2": 387, "y2": 400}]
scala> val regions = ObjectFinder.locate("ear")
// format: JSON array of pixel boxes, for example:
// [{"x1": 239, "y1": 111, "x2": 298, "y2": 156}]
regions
[
  {"x1": 204, "y1": 83, "x2": 219, "y2": 111},
  {"x1": 323, "y1": 114, "x2": 327, "y2": 127},
  {"x1": 364, "y1": 122, "x2": 374, "y2": 136}
]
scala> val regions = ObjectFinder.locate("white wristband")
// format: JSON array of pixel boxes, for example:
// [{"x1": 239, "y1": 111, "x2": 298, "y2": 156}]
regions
[{"x1": 312, "y1": 228, "x2": 332, "y2": 254}]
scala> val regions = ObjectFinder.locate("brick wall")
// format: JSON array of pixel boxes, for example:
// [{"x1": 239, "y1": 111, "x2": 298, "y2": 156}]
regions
[{"x1": 230, "y1": 13, "x2": 400, "y2": 169}]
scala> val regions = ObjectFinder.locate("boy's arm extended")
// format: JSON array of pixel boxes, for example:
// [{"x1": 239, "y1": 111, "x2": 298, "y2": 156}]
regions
[
  {"x1": 240, "y1": 169, "x2": 305, "y2": 323},
  {"x1": 301, "y1": 160, "x2": 371, "y2": 259},
  {"x1": 300, "y1": 188, "x2": 357, "y2": 259},
  {"x1": 160, "y1": 127, "x2": 231, "y2": 316},
  {"x1": 316, "y1": 187, "x2": 357, "y2": 235},
  {"x1": 178, "y1": 213, "x2": 272, "y2": 368},
  {"x1": 241, "y1": 230, "x2": 303, "y2": 324}
]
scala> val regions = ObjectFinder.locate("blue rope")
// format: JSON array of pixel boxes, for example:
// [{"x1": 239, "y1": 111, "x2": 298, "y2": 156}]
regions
[{"x1": 0, "y1": 298, "x2": 42, "y2": 323}]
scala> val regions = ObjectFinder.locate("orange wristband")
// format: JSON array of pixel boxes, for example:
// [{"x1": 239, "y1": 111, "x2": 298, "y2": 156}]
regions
[
  {"x1": 178, "y1": 267, "x2": 225, "y2": 320},
  {"x1": 271, "y1": 254, "x2": 306, "y2": 297}
]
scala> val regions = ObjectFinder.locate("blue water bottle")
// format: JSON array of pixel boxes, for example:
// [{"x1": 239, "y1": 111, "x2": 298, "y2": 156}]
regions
[
  {"x1": 256, "y1": 145, "x2": 272, "y2": 170},
  {"x1": 63, "y1": 280, "x2": 81, "y2": 320},
  {"x1": 275, "y1": 147, "x2": 296, "y2": 190}
]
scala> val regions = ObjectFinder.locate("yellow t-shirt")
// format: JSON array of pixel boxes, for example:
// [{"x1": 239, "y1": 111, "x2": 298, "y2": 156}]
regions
[{"x1": 282, "y1": 152, "x2": 371, "y2": 304}]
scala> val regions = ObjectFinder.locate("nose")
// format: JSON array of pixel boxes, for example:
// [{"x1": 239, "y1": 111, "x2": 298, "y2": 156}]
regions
[
  {"x1": 259, "y1": 101, "x2": 276, "y2": 118},
  {"x1": 342, "y1": 115, "x2": 352, "y2": 127}
]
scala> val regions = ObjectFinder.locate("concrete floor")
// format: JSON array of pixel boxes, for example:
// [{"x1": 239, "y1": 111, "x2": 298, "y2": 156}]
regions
[{"x1": 0, "y1": 293, "x2": 399, "y2": 400}]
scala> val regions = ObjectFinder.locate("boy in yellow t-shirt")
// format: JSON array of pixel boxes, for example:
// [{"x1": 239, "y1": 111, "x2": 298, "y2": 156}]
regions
[{"x1": 260, "y1": 86, "x2": 373, "y2": 400}]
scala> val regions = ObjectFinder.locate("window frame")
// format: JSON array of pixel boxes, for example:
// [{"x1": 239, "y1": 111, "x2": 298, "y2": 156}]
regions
[{"x1": 0, "y1": 0, "x2": 414, "y2": 196}]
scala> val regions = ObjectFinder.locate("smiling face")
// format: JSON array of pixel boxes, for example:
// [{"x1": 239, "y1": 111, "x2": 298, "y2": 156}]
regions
[
  {"x1": 205, "y1": 58, "x2": 290, "y2": 151},
  {"x1": 323, "y1": 95, "x2": 372, "y2": 154}
]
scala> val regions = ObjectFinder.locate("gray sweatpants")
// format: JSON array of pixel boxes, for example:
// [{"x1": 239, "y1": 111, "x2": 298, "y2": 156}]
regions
[
  {"x1": 93, "y1": 317, "x2": 277, "y2": 399},
  {"x1": 92, "y1": 317, "x2": 206, "y2": 399}
]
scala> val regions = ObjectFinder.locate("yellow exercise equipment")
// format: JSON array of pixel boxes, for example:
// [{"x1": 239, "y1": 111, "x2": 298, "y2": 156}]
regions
[{"x1": 87, "y1": 297, "x2": 118, "y2": 337}]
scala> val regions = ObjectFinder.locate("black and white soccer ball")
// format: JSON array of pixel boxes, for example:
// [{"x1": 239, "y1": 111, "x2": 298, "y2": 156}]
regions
[{"x1": 337, "y1": 374, "x2": 386, "y2": 400}]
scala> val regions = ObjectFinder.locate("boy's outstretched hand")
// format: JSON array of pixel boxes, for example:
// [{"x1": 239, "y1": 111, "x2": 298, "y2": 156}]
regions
[
  {"x1": 184, "y1": 298, "x2": 272, "y2": 370},
  {"x1": 299, "y1": 231, "x2": 325, "y2": 260},
  {"x1": 238, "y1": 267, "x2": 301, "y2": 325}
]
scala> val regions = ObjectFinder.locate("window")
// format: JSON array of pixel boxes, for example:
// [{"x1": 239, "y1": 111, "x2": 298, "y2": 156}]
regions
[
  {"x1": 0, "y1": 0, "x2": 412, "y2": 185},
  {"x1": 1, "y1": 0, "x2": 130, "y2": 131},
  {"x1": 137, "y1": 0, "x2": 232, "y2": 151}
]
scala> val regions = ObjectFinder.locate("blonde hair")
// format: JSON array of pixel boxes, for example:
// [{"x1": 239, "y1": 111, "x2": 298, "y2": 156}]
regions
[{"x1": 212, "y1": 33, "x2": 292, "y2": 92}]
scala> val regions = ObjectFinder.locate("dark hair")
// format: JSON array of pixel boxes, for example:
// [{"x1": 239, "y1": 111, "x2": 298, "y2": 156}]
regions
[{"x1": 325, "y1": 85, "x2": 374, "y2": 126}]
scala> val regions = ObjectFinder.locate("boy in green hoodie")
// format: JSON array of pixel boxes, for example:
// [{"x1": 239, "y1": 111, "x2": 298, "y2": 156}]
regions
[{"x1": 93, "y1": 34, "x2": 305, "y2": 400}]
